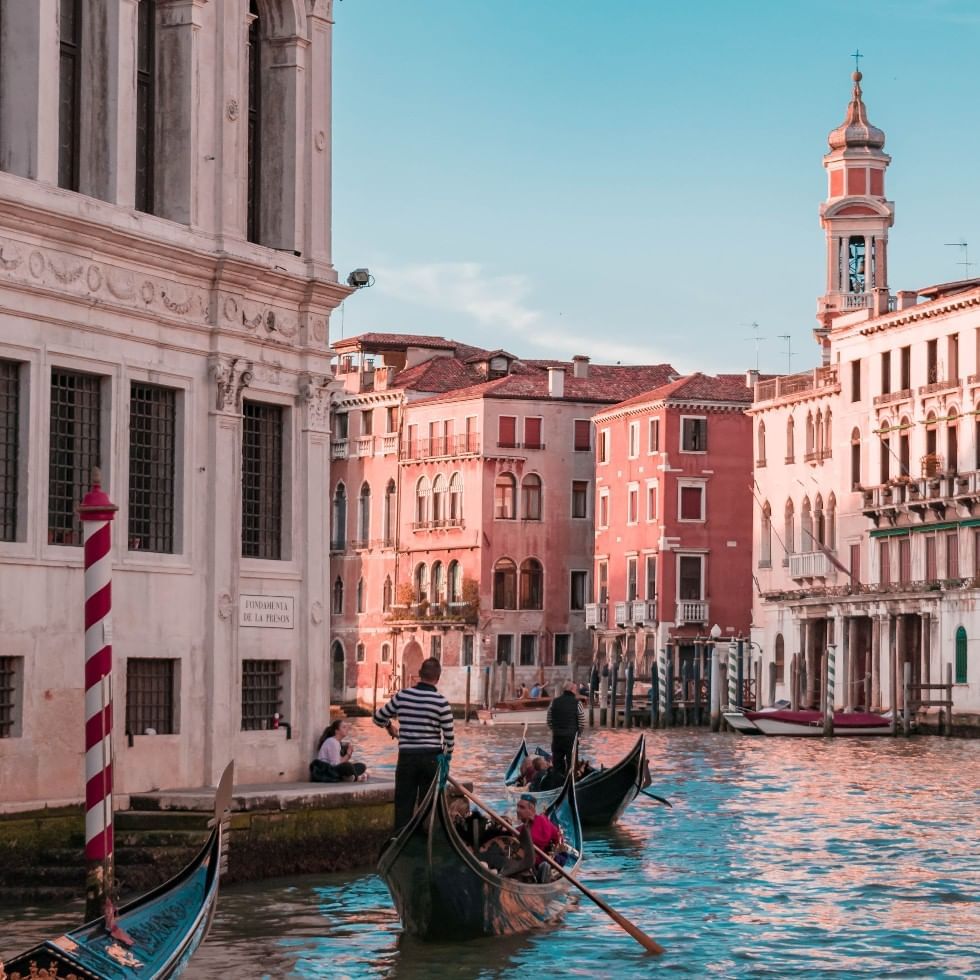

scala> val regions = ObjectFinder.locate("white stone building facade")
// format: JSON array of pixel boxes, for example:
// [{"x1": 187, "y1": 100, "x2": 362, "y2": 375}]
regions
[{"x1": 0, "y1": 0, "x2": 350, "y2": 807}]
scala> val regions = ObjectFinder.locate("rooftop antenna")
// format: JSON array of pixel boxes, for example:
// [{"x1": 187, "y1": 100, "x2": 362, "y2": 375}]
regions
[
  {"x1": 777, "y1": 334, "x2": 793, "y2": 375},
  {"x1": 742, "y1": 321, "x2": 766, "y2": 372},
  {"x1": 944, "y1": 241, "x2": 976, "y2": 279}
]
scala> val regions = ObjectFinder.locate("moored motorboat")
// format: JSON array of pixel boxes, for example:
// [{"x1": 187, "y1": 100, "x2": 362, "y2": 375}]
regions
[
  {"x1": 475, "y1": 697, "x2": 550, "y2": 726},
  {"x1": 377, "y1": 767, "x2": 583, "y2": 940},
  {"x1": 1, "y1": 762, "x2": 234, "y2": 979},
  {"x1": 504, "y1": 735, "x2": 649, "y2": 827},
  {"x1": 745, "y1": 708, "x2": 892, "y2": 736},
  {"x1": 724, "y1": 699, "x2": 791, "y2": 734}
]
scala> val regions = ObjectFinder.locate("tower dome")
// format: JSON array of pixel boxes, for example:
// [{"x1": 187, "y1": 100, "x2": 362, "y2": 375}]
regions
[{"x1": 827, "y1": 71, "x2": 886, "y2": 151}]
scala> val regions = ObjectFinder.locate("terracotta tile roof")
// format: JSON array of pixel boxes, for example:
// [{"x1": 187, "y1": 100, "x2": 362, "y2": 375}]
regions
[
  {"x1": 599, "y1": 372, "x2": 754, "y2": 415},
  {"x1": 394, "y1": 357, "x2": 484, "y2": 394},
  {"x1": 332, "y1": 332, "x2": 460, "y2": 353}
]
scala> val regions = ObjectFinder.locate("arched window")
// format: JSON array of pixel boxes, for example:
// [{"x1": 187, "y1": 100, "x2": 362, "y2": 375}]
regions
[
  {"x1": 331, "y1": 483, "x2": 347, "y2": 549},
  {"x1": 815, "y1": 409, "x2": 824, "y2": 456},
  {"x1": 925, "y1": 412, "x2": 938, "y2": 463},
  {"x1": 947, "y1": 408, "x2": 959, "y2": 474},
  {"x1": 358, "y1": 482, "x2": 371, "y2": 545},
  {"x1": 879, "y1": 422, "x2": 891, "y2": 483},
  {"x1": 432, "y1": 474, "x2": 448, "y2": 524},
  {"x1": 827, "y1": 494, "x2": 837, "y2": 550},
  {"x1": 431, "y1": 561, "x2": 445, "y2": 605},
  {"x1": 135, "y1": 0, "x2": 157, "y2": 212},
  {"x1": 355, "y1": 642, "x2": 366, "y2": 663},
  {"x1": 519, "y1": 558, "x2": 543, "y2": 609},
  {"x1": 521, "y1": 474, "x2": 542, "y2": 521},
  {"x1": 494, "y1": 473, "x2": 516, "y2": 520},
  {"x1": 384, "y1": 479, "x2": 396, "y2": 545},
  {"x1": 851, "y1": 427, "x2": 862, "y2": 488},
  {"x1": 786, "y1": 416, "x2": 795, "y2": 462},
  {"x1": 449, "y1": 472, "x2": 463, "y2": 523},
  {"x1": 493, "y1": 558, "x2": 517, "y2": 609},
  {"x1": 414, "y1": 562, "x2": 429, "y2": 603},
  {"x1": 448, "y1": 560, "x2": 462, "y2": 603},
  {"x1": 784, "y1": 499, "x2": 795, "y2": 558},
  {"x1": 757, "y1": 421, "x2": 766, "y2": 466},
  {"x1": 823, "y1": 408, "x2": 832, "y2": 457},
  {"x1": 801, "y1": 497, "x2": 813, "y2": 552},
  {"x1": 58, "y1": 0, "x2": 83, "y2": 191},
  {"x1": 899, "y1": 417, "x2": 911, "y2": 477},
  {"x1": 805, "y1": 412, "x2": 815, "y2": 457},
  {"x1": 356, "y1": 577, "x2": 364, "y2": 613},
  {"x1": 415, "y1": 476, "x2": 430, "y2": 526},
  {"x1": 774, "y1": 633, "x2": 785, "y2": 683},
  {"x1": 760, "y1": 502, "x2": 772, "y2": 566},
  {"x1": 814, "y1": 494, "x2": 825, "y2": 547},
  {"x1": 332, "y1": 576, "x2": 343, "y2": 614},
  {"x1": 381, "y1": 642, "x2": 391, "y2": 663},
  {"x1": 955, "y1": 626, "x2": 968, "y2": 684},
  {"x1": 382, "y1": 575, "x2": 392, "y2": 612}
]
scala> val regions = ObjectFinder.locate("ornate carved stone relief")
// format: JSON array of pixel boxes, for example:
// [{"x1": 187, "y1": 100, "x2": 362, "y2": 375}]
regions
[
  {"x1": 298, "y1": 372, "x2": 334, "y2": 431},
  {"x1": 210, "y1": 355, "x2": 254, "y2": 412},
  {"x1": 239, "y1": 301, "x2": 299, "y2": 343}
]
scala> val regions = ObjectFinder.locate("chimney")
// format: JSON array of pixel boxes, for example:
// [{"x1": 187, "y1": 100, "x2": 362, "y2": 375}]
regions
[
  {"x1": 548, "y1": 366, "x2": 566, "y2": 398},
  {"x1": 897, "y1": 290, "x2": 917, "y2": 311},
  {"x1": 572, "y1": 355, "x2": 590, "y2": 379},
  {"x1": 745, "y1": 368, "x2": 760, "y2": 390}
]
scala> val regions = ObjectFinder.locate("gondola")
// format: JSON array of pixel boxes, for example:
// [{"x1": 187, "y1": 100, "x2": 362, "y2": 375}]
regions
[
  {"x1": 1, "y1": 761, "x2": 234, "y2": 980},
  {"x1": 504, "y1": 734, "x2": 648, "y2": 827},
  {"x1": 377, "y1": 766, "x2": 583, "y2": 941}
]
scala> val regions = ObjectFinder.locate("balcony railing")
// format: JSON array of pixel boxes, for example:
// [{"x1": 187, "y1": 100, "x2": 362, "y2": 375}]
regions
[
  {"x1": 754, "y1": 365, "x2": 839, "y2": 405},
  {"x1": 382, "y1": 433, "x2": 398, "y2": 455},
  {"x1": 918, "y1": 377, "x2": 961, "y2": 397},
  {"x1": 401, "y1": 434, "x2": 481, "y2": 460},
  {"x1": 354, "y1": 436, "x2": 374, "y2": 457},
  {"x1": 331, "y1": 440, "x2": 348, "y2": 460},
  {"x1": 789, "y1": 550, "x2": 834, "y2": 579},
  {"x1": 630, "y1": 599, "x2": 656, "y2": 625},
  {"x1": 411, "y1": 518, "x2": 465, "y2": 531},
  {"x1": 585, "y1": 603, "x2": 608, "y2": 627},
  {"x1": 675, "y1": 600, "x2": 708, "y2": 625}
]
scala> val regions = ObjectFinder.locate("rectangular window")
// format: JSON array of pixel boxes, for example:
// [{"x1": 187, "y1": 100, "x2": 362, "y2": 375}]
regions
[
  {"x1": 850, "y1": 543, "x2": 861, "y2": 584},
  {"x1": 573, "y1": 419, "x2": 591, "y2": 452},
  {"x1": 645, "y1": 554, "x2": 657, "y2": 600},
  {"x1": 948, "y1": 333, "x2": 959, "y2": 382},
  {"x1": 571, "y1": 480, "x2": 588, "y2": 519},
  {"x1": 524, "y1": 416, "x2": 543, "y2": 449},
  {"x1": 899, "y1": 537, "x2": 912, "y2": 583},
  {"x1": 570, "y1": 570, "x2": 587, "y2": 610},
  {"x1": 362, "y1": 409, "x2": 373, "y2": 436},
  {"x1": 681, "y1": 417, "x2": 707, "y2": 452},
  {"x1": 428, "y1": 420, "x2": 439, "y2": 454},
  {"x1": 128, "y1": 382, "x2": 176, "y2": 553},
  {"x1": 135, "y1": 0, "x2": 156, "y2": 213},
  {"x1": 879, "y1": 539, "x2": 891, "y2": 585},
  {"x1": 927, "y1": 339, "x2": 938, "y2": 383},
  {"x1": 496, "y1": 634, "x2": 513, "y2": 665},
  {"x1": 58, "y1": 0, "x2": 83, "y2": 191},
  {"x1": 241, "y1": 401, "x2": 284, "y2": 560},
  {"x1": 646, "y1": 481, "x2": 658, "y2": 521},
  {"x1": 626, "y1": 556, "x2": 638, "y2": 601},
  {"x1": 598, "y1": 429, "x2": 609, "y2": 463},
  {"x1": 627, "y1": 484, "x2": 639, "y2": 524},
  {"x1": 430, "y1": 634, "x2": 441, "y2": 661},
  {"x1": 900, "y1": 346, "x2": 911, "y2": 390},
  {"x1": 519, "y1": 634, "x2": 537, "y2": 666},
  {"x1": 598, "y1": 489, "x2": 609, "y2": 528},
  {"x1": 678, "y1": 555, "x2": 703, "y2": 600},
  {"x1": 648, "y1": 417, "x2": 660, "y2": 453},
  {"x1": 881, "y1": 350, "x2": 891, "y2": 394},
  {"x1": 49, "y1": 369, "x2": 102, "y2": 547},
  {"x1": 597, "y1": 560, "x2": 608, "y2": 603},
  {"x1": 850, "y1": 360, "x2": 861, "y2": 402},
  {"x1": 680, "y1": 484, "x2": 705, "y2": 521},
  {"x1": 465, "y1": 415, "x2": 478, "y2": 452},
  {"x1": 946, "y1": 532, "x2": 959, "y2": 579},
  {"x1": 498, "y1": 415, "x2": 517, "y2": 448},
  {"x1": 0, "y1": 360, "x2": 20, "y2": 542},
  {"x1": 386, "y1": 406, "x2": 397, "y2": 433},
  {"x1": 554, "y1": 634, "x2": 570, "y2": 667},
  {"x1": 925, "y1": 535, "x2": 937, "y2": 580},
  {"x1": 125, "y1": 658, "x2": 176, "y2": 735},
  {"x1": 628, "y1": 422, "x2": 639, "y2": 458},
  {"x1": 0, "y1": 656, "x2": 24, "y2": 738},
  {"x1": 335, "y1": 413, "x2": 349, "y2": 440},
  {"x1": 462, "y1": 634, "x2": 474, "y2": 667},
  {"x1": 241, "y1": 659, "x2": 284, "y2": 731}
]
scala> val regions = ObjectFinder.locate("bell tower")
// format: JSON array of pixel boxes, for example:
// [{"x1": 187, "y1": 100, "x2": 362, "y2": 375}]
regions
[{"x1": 816, "y1": 67, "x2": 894, "y2": 341}]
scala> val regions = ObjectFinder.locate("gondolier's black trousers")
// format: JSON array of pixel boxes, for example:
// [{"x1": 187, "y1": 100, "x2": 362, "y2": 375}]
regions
[
  {"x1": 551, "y1": 735, "x2": 576, "y2": 779},
  {"x1": 394, "y1": 750, "x2": 440, "y2": 832}
]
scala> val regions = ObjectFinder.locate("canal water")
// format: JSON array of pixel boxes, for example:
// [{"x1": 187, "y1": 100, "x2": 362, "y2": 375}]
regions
[{"x1": 3, "y1": 723, "x2": 979, "y2": 978}]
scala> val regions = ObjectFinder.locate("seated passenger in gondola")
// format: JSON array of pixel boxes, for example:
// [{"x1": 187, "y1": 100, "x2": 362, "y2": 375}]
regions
[
  {"x1": 516, "y1": 793, "x2": 561, "y2": 867},
  {"x1": 449, "y1": 795, "x2": 487, "y2": 849},
  {"x1": 515, "y1": 683, "x2": 529, "y2": 699},
  {"x1": 526, "y1": 756, "x2": 552, "y2": 791},
  {"x1": 529, "y1": 682, "x2": 542, "y2": 698}
]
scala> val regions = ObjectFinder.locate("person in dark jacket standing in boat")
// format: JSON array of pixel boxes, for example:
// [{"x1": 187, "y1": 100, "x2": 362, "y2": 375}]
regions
[
  {"x1": 547, "y1": 680, "x2": 585, "y2": 779},
  {"x1": 373, "y1": 657, "x2": 455, "y2": 832}
]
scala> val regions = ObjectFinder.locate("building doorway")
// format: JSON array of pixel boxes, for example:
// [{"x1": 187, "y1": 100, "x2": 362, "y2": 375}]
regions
[{"x1": 331, "y1": 640, "x2": 345, "y2": 701}]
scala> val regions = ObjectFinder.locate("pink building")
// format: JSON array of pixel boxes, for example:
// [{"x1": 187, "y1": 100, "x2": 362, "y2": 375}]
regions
[
  {"x1": 328, "y1": 334, "x2": 675, "y2": 705},
  {"x1": 588, "y1": 374, "x2": 755, "y2": 678}
]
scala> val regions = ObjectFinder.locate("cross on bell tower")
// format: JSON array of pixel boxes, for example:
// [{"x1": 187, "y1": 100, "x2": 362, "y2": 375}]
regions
[{"x1": 816, "y1": 64, "x2": 895, "y2": 349}]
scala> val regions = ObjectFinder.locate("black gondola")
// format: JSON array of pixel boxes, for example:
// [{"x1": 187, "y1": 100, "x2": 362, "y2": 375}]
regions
[
  {"x1": 1, "y1": 761, "x2": 233, "y2": 980},
  {"x1": 504, "y1": 734, "x2": 648, "y2": 827},
  {"x1": 377, "y1": 768, "x2": 583, "y2": 941}
]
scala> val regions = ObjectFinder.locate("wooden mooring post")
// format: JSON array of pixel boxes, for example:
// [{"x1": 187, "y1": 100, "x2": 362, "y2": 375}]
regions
[
  {"x1": 464, "y1": 665, "x2": 471, "y2": 723},
  {"x1": 709, "y1": 645, "x2": 720, "y2": 731},
  {"x1": 624, "y1": 658, "x2": 634, "y2": 729},
  {"x1": 903, "y1": 663, "x2": 955, "y2": 736},
  {"x1": 373, "y1": 663, "x2": 379, "y2": 715}
]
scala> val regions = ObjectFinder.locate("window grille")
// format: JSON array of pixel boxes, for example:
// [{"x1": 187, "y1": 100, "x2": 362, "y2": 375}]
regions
[
  {"x1": 58, "y1": 0, "x2": 83, "y2": 191},
  {"x1": 519, "y1": 634, "x2": 537, "y2": 666},
  {"x1": 128, "y1": 383, "x2": 176, "y2": 553},
  {"x1": 48, "y1": 370, "x2": 102, "y2": 546},
  {"x1": 0, "y1": 656, "x2": 19, "y2": 738},
  {"x1": 135, "y1": 0, "x2": 156, "y2": 213},
  {"x1": 0, "y1": 360, "x2": 19, "y2": 542},
  {"x1": 241, "y1": 659, "x2": 283, "y2": 730},
  {"x1": 241, "y1": 401, "x2": 283, "y2": 559},
  {"x1": 125, "y1": 658, "x2": 175, "y2": 735}
]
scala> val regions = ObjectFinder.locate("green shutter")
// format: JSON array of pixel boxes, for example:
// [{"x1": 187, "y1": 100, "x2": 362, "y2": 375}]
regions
[{"x1": 955, "y1": 626, "x2": 968, "y2": 684}]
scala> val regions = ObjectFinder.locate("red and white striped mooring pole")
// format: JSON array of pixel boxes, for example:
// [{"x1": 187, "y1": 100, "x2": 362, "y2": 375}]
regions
[{"x1": 78, "y1": 468, "x2": 118, "y2": 921}]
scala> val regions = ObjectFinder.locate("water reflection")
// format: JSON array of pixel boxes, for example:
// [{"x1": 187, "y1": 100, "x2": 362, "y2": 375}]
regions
[{"x1": 1, "y1": 725, "x2": 978, "y2": 978}]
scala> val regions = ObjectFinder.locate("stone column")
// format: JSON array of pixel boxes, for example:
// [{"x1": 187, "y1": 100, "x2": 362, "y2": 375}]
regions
[
  {"x1": 305, "y1": 0, "x2": 335, "y2": 270},
  {"x1": 203, "y1": 355, "x2": 252, "y2": 784},
  {"x1": 805, "y1": 621, "x2": 818, "y2": 708},
  {"x1": 0, "y1": 0, "x2": 60, "y2": 182},
  {"x1": 846, "y1": 616, "x2": 860, "y2": 711},
  {"x1": 894, "y1": 614, "x2": 905, "y2": 711},
  {"x1": 921, "y1": 611, "x2": 931, "y2": 690}
]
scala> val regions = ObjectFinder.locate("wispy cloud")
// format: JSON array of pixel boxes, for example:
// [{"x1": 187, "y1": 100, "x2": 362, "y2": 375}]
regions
[{"x1": 374, "y1": 260, "x2": 671, "y2": 364}]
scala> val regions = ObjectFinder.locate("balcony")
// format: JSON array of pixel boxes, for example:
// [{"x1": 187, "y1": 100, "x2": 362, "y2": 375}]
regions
[
  {"x1": 585, "y1": 603, "x2": 608, "y2": 627},
  {"x1": 918, "y1": 377, "x2": 961, "y2": 398},
  {"x1": 754, "y1": 365, "x2": 839, "y2": 406},
  {"x1": 401, "y1": 433, "x2": 481, "y2": 461},
  {"x1": 331, "y1": 440, "x2": 348, "y2": 460},
  {"x1": 381, "y1": 433, "x2": 398, "y2": 455},
  {"x1": 411, "y1": 518, "x2": 466, "y2": 531},
  {"x1": 630, "y1": 599, "x2": 657, "y2": 625},
  {"x1": 386, "y1": 600, "x2": 478, "y2": 627},
  {"x1": 789, "y1": 550, "x2": 834, "y2": 579},
  {"x1": 675, "y1": 600, "x2": 708, "y2": 625},
  {"x1": 354, "y1": 436, "x2": 375, "y2": 457},
  {"x1": 861, "y1": 468, "x2": 979, "y2": 527}
]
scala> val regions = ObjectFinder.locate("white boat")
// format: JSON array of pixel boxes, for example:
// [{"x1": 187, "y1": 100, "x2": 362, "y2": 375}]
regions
[
  {"x1": 475, "y1": 698, "x2": 549, "y2": 726},
  {"x1": 724, "y1": 699, "x2": 791, "y2": 734},
  {"x1": 745, "y1": 708, "x2": 892, "y2": 737}
]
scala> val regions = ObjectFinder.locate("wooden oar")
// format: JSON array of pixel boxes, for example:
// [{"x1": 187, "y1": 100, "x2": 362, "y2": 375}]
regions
[
  {"x1": 447, "y1": 775, "x2": 664, "y2": 955},
  {"x1": 640, "y1": 788, "x2": 673, "y2": 807}
]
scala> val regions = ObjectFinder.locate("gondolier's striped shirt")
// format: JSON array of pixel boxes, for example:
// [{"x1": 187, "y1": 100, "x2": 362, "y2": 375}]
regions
[{"x1": 373, "y1": 682, "x2": 455, "y2": 755}]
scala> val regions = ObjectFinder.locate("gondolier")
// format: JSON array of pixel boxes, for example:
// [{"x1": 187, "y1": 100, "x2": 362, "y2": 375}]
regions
[
  {"x1": 547, "y1": 680, "x2": 585, "y2": 778},
  {"x1": 374, "y1": 657, "x2": 455, "y2": 831}
]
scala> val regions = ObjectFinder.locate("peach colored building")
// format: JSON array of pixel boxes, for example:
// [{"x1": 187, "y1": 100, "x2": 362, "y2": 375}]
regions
[
  {"x1": 750, "y1": 70, "x2": 979, "y2": 723},
  {"x1": 588, "y1": 374, "x2": 754, "y2": 679},
  {"x1": 327, "y1": 334, "x2": 676, "y2": 704}
]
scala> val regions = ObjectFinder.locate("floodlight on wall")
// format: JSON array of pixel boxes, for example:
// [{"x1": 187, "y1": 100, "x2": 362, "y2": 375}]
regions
[{"x1": 346, "y1": 268, "x2": 374, "y2": 289}]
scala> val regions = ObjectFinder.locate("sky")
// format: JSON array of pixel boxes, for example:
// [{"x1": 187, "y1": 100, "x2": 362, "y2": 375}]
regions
[{"x1": 330, "y1": 0, "x2": 980, "y2": 377}]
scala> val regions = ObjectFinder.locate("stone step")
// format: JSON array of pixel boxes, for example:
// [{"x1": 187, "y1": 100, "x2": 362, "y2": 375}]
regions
[
  {"x1": 115, "y1": 828, "x2": 207, "y2": 849},
  {"x1": 116, "y1": 807, "x2": 213, "y2": 828}
]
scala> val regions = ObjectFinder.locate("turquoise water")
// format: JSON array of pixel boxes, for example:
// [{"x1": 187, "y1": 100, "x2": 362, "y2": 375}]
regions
[{"x1": 4, "y1": 723, "x2": 979, "y2": 978}]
